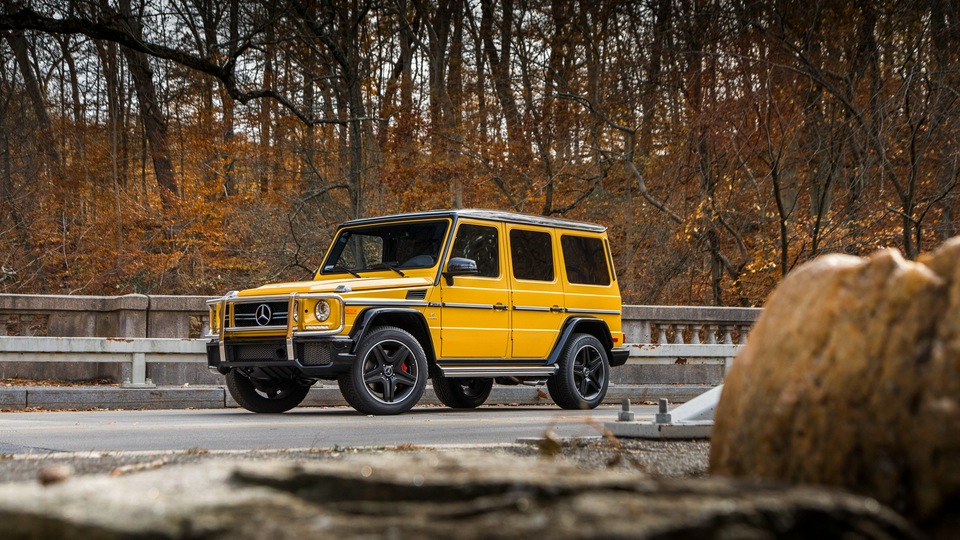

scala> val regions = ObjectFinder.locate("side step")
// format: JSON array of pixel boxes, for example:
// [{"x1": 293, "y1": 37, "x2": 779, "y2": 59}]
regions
[{"x1": 439, "y1": 365, "x2": 558, "y2": 378}]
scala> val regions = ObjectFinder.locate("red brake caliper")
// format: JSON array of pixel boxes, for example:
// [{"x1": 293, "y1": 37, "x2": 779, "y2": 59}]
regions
[{"x1": 398, "y1": 357, "x2": 409, "y2": 388}]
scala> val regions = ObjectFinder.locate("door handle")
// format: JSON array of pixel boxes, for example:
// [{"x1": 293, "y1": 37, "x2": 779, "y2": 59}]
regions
[
  {"x1": 550, "y1": 305, "x2": 564, "y2": 313},
  {"x1": 493, "y1": 303, "x2": 508, "y2": 311}
]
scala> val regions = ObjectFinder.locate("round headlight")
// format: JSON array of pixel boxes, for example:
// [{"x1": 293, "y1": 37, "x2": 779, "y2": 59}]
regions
[{"x1": 315, "y1": 300, "x2": 331, "y2": 322}]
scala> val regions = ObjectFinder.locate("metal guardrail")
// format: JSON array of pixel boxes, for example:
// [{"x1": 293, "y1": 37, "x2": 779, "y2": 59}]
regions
[{"x1": 0, "y1": 336, "x2": 741, "y2": 387}]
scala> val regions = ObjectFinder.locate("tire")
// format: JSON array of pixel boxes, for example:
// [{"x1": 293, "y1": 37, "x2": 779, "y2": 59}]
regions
[
  {"x1": 225, "y1": 369, "x2": 311, "y2": 414},
  {"x1": 432, "y1": 376, "x2": 493, "y2": 409},
  {"x1": 547, "y1": 333, "x2": 610, "y2": 410},
  {"x1": 338, "y1": 326, "x2": 428, "y2": 415}
]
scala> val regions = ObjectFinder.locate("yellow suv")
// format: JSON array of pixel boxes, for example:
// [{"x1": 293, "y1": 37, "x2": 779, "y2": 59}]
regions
[{"x1": 207, "y1": 210, "x2": 629, "y2": 415}]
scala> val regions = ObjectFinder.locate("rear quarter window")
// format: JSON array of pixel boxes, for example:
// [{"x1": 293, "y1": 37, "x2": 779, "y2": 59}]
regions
[{"x1": 560, "y1": 235, "x2": 611, "y2": 286}]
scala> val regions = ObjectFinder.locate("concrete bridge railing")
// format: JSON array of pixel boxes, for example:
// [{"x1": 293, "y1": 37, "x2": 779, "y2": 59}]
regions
[
  {"x1": 0, "y1": 294, "x2": 211, "y2": 383},
  {"x1": 0, "y1": 294, "x2": 211, "y2": 340},
  {"x1": 0, "y1": 336, "x2": 205, "y2": 388},
  {"x1": 0, "y1": 295, "x2": 761, "y2": 386},
  {"x1": 622, "y1": 305, "x2": 759, "y2": 345}
]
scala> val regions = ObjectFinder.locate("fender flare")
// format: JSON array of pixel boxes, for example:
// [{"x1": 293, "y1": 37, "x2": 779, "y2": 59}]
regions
[
  {"x1": 546, "y1": 317, "x2": 615, "y2": 366},
  {"x1": 349, "y1": 307, "x2": 437, "y2": 362}
]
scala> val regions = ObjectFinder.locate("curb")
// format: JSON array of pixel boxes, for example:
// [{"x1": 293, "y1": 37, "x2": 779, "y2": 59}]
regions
[{"x1": 0, "y1": 384, "x2": 715, "y2": 411}]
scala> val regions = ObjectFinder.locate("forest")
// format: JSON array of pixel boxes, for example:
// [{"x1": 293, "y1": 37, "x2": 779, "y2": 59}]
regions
[{"x1": 0, "y1": 0, "x2": 958, "y2": 306}]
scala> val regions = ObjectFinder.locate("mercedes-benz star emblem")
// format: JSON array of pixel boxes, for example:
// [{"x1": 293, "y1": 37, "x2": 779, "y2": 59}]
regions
[{"x1": 254, "y1": 304, "x2": 272, "y2": 326}]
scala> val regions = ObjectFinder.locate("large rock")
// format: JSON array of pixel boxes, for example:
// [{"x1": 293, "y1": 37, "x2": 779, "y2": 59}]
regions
[
  {"x1": 0, "y1": 452, "x2": 920, "y2": 539},
  {"x1": 711, "y1": 241, "x2": 960, "y2": 534}
]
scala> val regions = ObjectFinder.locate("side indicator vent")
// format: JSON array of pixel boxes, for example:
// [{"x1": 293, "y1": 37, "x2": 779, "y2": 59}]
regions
[{"x1": 405, "y1": 289, "x2": 427, "y2": 300}]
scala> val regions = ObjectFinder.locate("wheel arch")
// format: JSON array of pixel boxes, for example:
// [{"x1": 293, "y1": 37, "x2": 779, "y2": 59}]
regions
[
  {"x1": 546, "y1": 317, "x2": 613, "y2": 365},
  {"x1": 350, "y1": 308, "x2": 437, "y2": 364}
]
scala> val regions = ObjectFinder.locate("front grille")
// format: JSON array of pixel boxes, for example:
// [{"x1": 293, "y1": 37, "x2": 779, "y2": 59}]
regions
[
  {"x1": 300, "y1": 343, "x2": 333, "y2": 366},
  {"x1": 233, "y1": 301, "x2": 289, "y2": 327},
  {"x1": 231, "y1": 344, "x2": 288, "y2": 362}
]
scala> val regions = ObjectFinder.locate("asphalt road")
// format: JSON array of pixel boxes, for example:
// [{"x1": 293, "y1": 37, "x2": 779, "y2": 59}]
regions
[{"x1": 0, "y1": 404, "x2": 658, "y2": 455}]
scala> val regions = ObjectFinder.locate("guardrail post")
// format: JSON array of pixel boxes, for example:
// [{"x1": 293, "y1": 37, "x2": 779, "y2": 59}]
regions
[{"x1": 122, "y1": 352, "x2": 155, "y2": 388}]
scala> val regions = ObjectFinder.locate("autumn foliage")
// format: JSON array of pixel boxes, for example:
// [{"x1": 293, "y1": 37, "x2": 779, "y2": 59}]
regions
[{"x1": 1, "y1": 1, "x2": 958, "y2": 306}]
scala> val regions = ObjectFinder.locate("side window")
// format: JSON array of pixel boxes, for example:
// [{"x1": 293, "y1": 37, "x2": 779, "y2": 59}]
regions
[
  {"x1": 560, "y1": 235, "x2": 611, "y2": 286},
  {"x1": 450, "y1": 224, "x2": 500, "y2": 278},
  {"x1": 510, "y1": 229, "x2": 554, "y2": 281}
]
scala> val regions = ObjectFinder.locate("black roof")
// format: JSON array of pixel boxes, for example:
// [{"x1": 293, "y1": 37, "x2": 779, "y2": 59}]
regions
[{"x1": 339, "y1": 209, "x2": 607, "y2": 233}]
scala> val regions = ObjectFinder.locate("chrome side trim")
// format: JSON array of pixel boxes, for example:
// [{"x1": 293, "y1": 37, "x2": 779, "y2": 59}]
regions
[
  {"x1": 512, "y1": 305, "x2": 551, "y2": 312},
  {"x1": 564, "y1": 308, "x2": 621, "y2": 315},
  {"x1": 442, "y1": 302, "x2": 494, "y2": 310}
]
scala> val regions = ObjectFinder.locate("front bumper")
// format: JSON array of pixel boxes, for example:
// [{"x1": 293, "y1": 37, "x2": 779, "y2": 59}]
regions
[
  {"x1": 207, "y1": 336, "x2": 357, "y2": 378},
  {"x1": 206, "y1": 291, "x2": 356, "y2": 378}
]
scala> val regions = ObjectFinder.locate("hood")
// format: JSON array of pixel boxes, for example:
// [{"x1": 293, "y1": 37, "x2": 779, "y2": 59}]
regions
[{"x1": 237, "y1": 276, "x2": 434, "y2": 297}]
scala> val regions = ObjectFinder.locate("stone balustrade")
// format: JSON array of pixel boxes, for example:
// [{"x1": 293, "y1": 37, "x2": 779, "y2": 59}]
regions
[{"x1": 622, "y1": 305, "x2": 760, "y2": 345}]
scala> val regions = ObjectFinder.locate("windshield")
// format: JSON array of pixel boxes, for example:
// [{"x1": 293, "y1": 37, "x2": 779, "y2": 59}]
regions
[{"x1": 319, "y1": 220, "x2": 449, "y2": 276}]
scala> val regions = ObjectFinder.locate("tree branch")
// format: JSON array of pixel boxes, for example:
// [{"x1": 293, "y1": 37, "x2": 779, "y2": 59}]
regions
[{"x1": 0, "y1": 6, "x2": 347, "y2": 126}]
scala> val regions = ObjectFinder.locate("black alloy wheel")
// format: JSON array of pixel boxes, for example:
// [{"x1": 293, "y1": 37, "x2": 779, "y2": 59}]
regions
[
  {"x1": 338, "y1": 326, "x2": 428, "y2": 415},
  {"x1": 547, "y1": 333, "x2": 610, "y2": 410}
]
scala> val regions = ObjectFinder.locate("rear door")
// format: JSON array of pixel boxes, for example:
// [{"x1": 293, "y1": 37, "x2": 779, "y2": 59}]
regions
[{"x1": 506, "y1": 225, "x2": 565, "y2": 358}]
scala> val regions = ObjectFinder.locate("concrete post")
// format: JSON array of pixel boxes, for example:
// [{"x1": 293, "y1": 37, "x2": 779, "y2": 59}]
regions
[{"x1": 122, "y1": 352, "x2": 155, "y2": 388}]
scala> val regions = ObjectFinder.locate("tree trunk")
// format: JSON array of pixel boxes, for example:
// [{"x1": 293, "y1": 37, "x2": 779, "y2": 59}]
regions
[
  {"x1": 0, "y1": 103, "x2": 25, "y2": 245},
  {"x1": 116, "y1": 0, "x2": 178, "y2": 211},
  {"x1": 447, "y1": 0, "x2": 464, "y2": 207},
  {"x1": 6, "y1": 31, "x2": 61, "y2": 177},
  {"x1": 121, "y1": 46, "x2": 177, "y2": 209},
  {"x1": 480, "y1": 0, "x2": 529, "y2": 166}
]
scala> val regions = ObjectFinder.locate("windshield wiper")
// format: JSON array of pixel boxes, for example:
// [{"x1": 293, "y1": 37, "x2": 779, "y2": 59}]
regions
[
  {"x1": 330, "y1": 265, "x2": 362, "y2": 278},
  {"x1": 366, "y1": 262, "x2": 405, "y2": 277}
]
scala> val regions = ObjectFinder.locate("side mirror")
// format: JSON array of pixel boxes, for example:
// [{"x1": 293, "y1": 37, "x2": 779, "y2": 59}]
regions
[{"x1": 443, "y1": 257, "x2": 478, "y2": 285}]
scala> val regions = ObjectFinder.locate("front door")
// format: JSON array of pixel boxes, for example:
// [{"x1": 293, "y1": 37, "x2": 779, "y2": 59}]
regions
[{"x1": 439, "y1": 221, "x2": 510, "y2": 359}]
